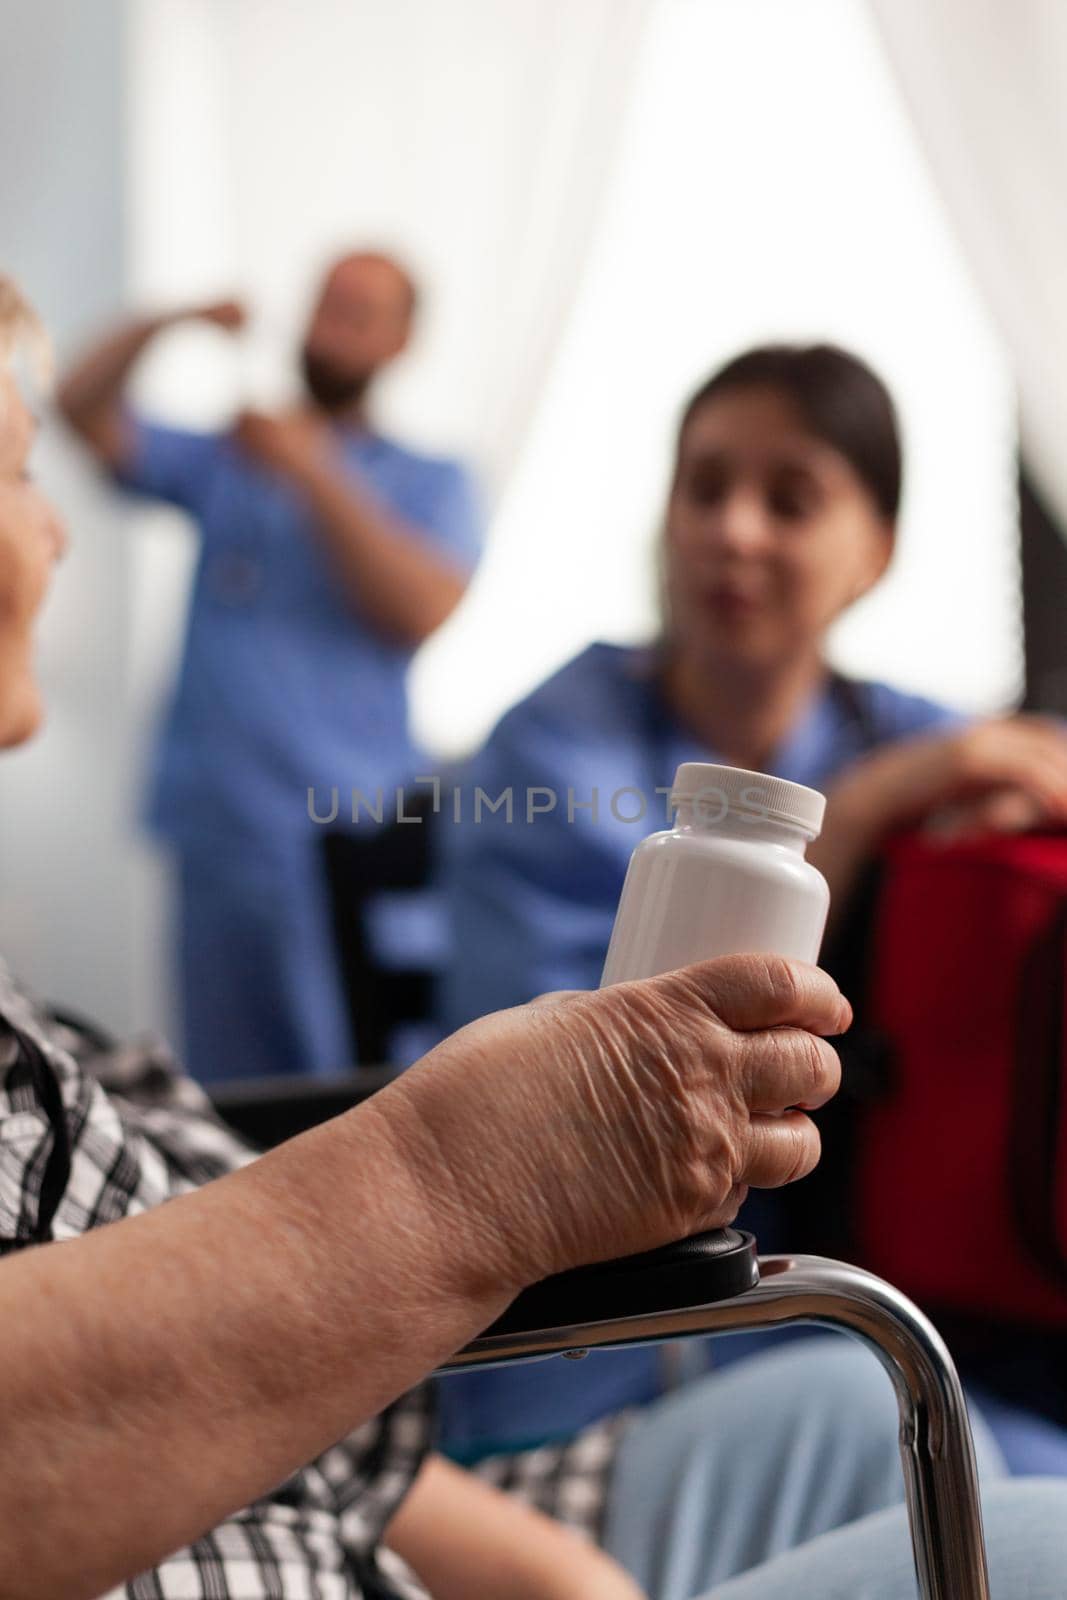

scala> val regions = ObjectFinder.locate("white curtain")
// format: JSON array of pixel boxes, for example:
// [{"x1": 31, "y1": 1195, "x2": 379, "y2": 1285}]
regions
[
  {"x1": 869, "y1": 0, "x2": 1067, "y2": 528},
  {"x1": 129, "y1": 0, "x2": 654, "y2": 495}
]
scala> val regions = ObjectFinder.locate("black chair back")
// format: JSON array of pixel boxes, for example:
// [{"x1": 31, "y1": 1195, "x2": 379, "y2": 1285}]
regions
[{"x1": 320, "y1": 791, "x2": 440, "y2": 1064}]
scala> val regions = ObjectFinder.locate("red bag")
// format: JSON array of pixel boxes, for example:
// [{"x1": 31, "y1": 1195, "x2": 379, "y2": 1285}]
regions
[{"x1": 855, "y1": 829, "x2": 1067, "y2": 1325}]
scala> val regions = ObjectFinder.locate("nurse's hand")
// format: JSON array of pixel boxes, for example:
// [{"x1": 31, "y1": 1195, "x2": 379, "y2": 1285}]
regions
[
  {"x1": 830, "y1": 714, "x2": 1067, "y2": 846},
  {"x1": 233, "y1": 408, "x2": 330, "y2": 483},
  {"x1": 379, "y1": 954, "x2": 848, "y2": 1296},
  {"x1": 189, "y1": 298, "x2": 248, "y2": 333}
]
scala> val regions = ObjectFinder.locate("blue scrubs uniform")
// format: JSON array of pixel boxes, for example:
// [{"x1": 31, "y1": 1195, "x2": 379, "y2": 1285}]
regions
[
  {"x1": 436, "y1": 641, "x2": 961, "y2": 1456},
  {"x1": 117, "y1": 416, "x2": 482, "y2": 1082}
]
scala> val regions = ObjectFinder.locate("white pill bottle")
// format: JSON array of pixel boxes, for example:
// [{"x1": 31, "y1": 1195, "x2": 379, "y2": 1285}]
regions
[{"x1": 600, "y1": 762, "x2": 830, "y2": 986}]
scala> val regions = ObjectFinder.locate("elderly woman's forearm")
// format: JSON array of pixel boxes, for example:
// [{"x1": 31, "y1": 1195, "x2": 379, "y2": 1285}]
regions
[{"x1": 0, "y1": 1095, "x2": 508, "y2": 1600}]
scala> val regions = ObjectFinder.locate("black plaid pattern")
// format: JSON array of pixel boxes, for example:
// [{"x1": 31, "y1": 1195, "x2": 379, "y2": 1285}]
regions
[
  {"x1": 0, "y1": 961, "x2": 627, "y2": 1594},
  {"x1": 0, "y1": 960, "x2": 434, "y2": 1599}
]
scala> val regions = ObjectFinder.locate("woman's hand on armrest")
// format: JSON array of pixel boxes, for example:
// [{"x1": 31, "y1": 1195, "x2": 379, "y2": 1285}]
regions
[
  {"x1": 0, "y1": 951, "x2": 848, "y2": 1597},
  {"x1": 385, "y1": 952, "x2": 847, "y2": 1291},
  {"x1": 811, "y1": 714, "x2": 1067, "y2": 920}
]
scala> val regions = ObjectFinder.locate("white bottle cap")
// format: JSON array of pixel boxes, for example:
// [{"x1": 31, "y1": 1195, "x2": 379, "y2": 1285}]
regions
[{"x1": 670, "y1": 762, "x2": 826, "y2": 840}]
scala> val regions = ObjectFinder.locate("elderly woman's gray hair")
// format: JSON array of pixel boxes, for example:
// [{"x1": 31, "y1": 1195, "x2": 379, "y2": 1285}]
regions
[{"x1": 0, "y1": 276, "x2": 51, "y2": 389}]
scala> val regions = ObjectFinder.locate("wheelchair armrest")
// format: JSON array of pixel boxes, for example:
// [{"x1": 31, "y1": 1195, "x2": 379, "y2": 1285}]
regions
[
  {"x1": 483, "y1": 1228, "x2": 759, "y2": 1338},
  {"x1": 210, "y1": 1068, "x2": 394, "y2": 1150}
]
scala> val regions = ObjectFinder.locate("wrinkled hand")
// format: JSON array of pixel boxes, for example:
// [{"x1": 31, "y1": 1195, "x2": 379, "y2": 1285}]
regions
[
  {"x1": 382, "y1": 954, "x2": 849, "y2": 1296},
  {"x1": 232, "y1": 408, "x2": 330, "y2": 483}
]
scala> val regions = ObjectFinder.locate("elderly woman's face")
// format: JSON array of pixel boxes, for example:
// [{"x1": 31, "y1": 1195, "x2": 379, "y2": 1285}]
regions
[
  {"x1": 0, "y1": 373, "x2": 65, "y2": 745},
  {"x1": 665, "y1": 386, "x2": 892, "y2": 671}
]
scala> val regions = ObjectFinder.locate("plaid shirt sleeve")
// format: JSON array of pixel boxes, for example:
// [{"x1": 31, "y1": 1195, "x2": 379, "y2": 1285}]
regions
[{"x1": 0, "y1": 960, "x2": 436, "y2": 1600}]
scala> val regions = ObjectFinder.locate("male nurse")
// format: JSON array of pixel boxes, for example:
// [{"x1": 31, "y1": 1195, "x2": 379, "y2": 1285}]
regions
[{"x1": 59, "y1": 253, "x2": 482, "y2": 1081}]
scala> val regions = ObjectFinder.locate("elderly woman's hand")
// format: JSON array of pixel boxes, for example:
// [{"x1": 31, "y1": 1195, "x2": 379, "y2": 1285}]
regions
[{"x1": 378, "y1": 955, "x2": 849, "y2": 1297}]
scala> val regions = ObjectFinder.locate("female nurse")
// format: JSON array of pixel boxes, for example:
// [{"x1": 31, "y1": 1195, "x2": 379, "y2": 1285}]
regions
[{"x1": 436, "y1": 342, "x2": 1067, "y2": 1461}]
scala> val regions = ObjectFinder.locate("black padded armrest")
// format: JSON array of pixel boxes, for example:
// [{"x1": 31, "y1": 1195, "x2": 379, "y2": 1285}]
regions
[
  {"x1": 485, "y1": 1228, "x2": 758, "y2": 1338},
  {"x1": 210, "y1": 1068, "x2": 393, "y2": 1150}
]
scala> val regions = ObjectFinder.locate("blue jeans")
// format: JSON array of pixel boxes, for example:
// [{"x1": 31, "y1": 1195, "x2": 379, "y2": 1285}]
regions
[{"x1": 600, "y1": 1336, "x2": 1067, "y2": 1598}]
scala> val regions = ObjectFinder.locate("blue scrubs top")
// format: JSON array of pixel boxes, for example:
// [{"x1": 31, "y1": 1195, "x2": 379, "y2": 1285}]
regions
[
  {"x1": 437, "y1": 641, "x2": 962, "y2": 1456},
  {"x1": 117, "y1": 416, "x2": 483, "y2": 856}
]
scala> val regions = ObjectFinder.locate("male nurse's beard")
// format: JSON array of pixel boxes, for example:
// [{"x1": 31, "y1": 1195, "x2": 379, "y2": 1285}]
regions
[{"x1": 300, "y1": 348, "x2": 371, "y2": 413}]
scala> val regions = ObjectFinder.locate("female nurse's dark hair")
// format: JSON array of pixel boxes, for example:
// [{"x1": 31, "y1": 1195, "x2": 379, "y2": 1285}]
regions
[{"x1": 679, "y1": 343, "x2": 902, "y2": 521}]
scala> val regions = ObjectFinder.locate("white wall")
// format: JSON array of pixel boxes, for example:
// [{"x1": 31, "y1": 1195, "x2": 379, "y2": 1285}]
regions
[{"x1": 0, "y1": 0, "x2": 168, "y2": 1034}]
